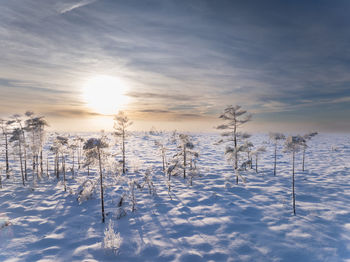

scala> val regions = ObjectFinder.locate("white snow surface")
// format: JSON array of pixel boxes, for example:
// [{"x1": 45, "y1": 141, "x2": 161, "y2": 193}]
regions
[{"x1": 0, "y1": 132, "x2": 350, "y2": 261}]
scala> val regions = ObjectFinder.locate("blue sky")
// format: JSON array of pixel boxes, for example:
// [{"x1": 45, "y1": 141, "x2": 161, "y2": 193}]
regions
[{"x1": 0, "y1": 0, "x2": 349, "y2": 132}]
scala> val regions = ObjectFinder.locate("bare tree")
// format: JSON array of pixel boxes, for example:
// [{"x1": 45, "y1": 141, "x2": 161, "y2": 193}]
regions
[
  {"x1": 83, "y1": 136, "x2": 109, "y2": 223},
  {"x1": 217, "y1": 105, "x2": 252, "y2": 184},
  {"x1": 302, "y1": 132, "x2": 318, "y2": 171},
  {"x1": 284, "y1": 135, "x2": 305, "y2": 215},
  {"x1": 269, "y1": 132, "x2": 286, "y2": 176},
  {"x1": 113, "y1": 111, "x2": 133, "y2": 174}
]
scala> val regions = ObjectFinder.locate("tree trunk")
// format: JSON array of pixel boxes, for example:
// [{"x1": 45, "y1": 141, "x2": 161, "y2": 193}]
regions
[
  {"x1": 255, "y1": 155, "x2": 258, "y2": 173},
  {"x1": 274, "y1": 142, "x2": 277, "y2": 176},
  {"x1": 46, "y1": 154, "x2": 49, "y2": 177},
  {"x1": 5, "y1": 132, "x2": 9, "y2": 178},
  {"x1": 122, "y1": 129, "x2": 126, "y2": 174},
  {"x1": 98, "y1": 148, "x2": 105, "y2": 223},
  {"x1": 18, "y1": 143, "x2": 25, "y2": 186},
  {"x1": 302, "y1": 147, "x2": 306, "y2": 172},
  {"x1": 72, "y1": 151, "x2": 75, "y2": 178},
  {"x1": 40, "y1": 150, "x2": 43, "y2": 177},
  {"x1": 183, "y1": 146, "x2": 186, "y2": 179},
  {"x1": 292, "y1": 150, "x2": 296, "y2": 215},
  {"x1": 62, "y1": 154, "x2": 66, "y2": 192}
]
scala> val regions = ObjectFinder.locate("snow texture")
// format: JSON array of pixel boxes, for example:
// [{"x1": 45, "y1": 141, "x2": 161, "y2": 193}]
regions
[{"x1": 0, "y1": 132, "x2": 350, "y2": 261}]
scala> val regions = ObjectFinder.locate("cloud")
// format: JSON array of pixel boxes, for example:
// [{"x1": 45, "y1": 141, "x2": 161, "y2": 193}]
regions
[
  {"x1": 1, "y1": 0, "x2": 350, "y2": 131},
  {"x1": 57, "y1": 0, "x2": 97, "y2": 14},
  {"x1": 126, "y1": 91, "x2": 194, "y2": 101},
  {"x1": 45, "y1": 109, "x2": 102, "y2": 118}
]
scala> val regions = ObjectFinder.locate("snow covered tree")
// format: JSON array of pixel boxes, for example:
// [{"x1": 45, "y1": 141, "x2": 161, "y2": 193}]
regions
[
  {"x1": 83, "y1": 136, "x2": 109, "y2": 222},
  {"x1": 217, "y1": 105, "x2": 252, "y2": 184},
  {"x1": 0, "y1": 119, "x2": 14, "y2": 178},
  {"x1": 68, "y1": 139, "x2": 79, "y2": 178},
  {"x1": 269, "y1": 132, "x2": 286, "y2": 176},
  {"x1": 9, "y1": 128, "x2": 25, "y2": 186},
  {"x1": 252, "y1": 146, "x2": 266, "y2": 173},
  {"x1": 24, "y1": 112, "x2": 48, "y2": 178},
  {"x1": 155, "y1": 140, "x2": 168, "y2": 173},
  {"x1": 301, "y1": 132, "x2": 318, "y2": 171},
  {"x1": 55, "y1": 136, "x2": 68, "y2": 191},
  {"x1": 113, "y1": 111, "x2": 133, "y2": 174},
  {"x1": 169, "y1": 133, "x2": 198, "y2": 180},
  {"x1": 12, "y1": 114, "x2": 28, "y2": 181},
  {"x1": 141, "y1": 168, "x2": 156, "y2": 196},
  {"x1": 284, "y1": 135, "x2": 306, "y2": 215},
  {"x1": 241, "y1": 137, "x2": 254, "y2": 170}
]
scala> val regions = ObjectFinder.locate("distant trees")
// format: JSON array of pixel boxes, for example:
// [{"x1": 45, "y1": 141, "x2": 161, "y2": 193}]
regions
[
  {"x1": 284, "y1": 135, "x2": 306, "y2": 215},
  {"x1": 113, "y1": 111, "x2": 133, "y2": 174},
  {"x1": 83, "y1": 136, "x2": 109, "y2": 223},
  {"x1": 217, "y1": 105, "x2": 251, "y2": 184},
  {"x1": 269, "y1": 132, "x2": 286, "y2": 176}
]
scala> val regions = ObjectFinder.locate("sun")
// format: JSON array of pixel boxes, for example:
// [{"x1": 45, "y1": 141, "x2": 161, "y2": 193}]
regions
[{"x1": 82, "y1": 75, "x2": 129, "y2": 115}]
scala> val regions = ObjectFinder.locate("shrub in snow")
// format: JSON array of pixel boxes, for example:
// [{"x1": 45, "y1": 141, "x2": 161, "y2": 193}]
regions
[
  {"x1": 103, "y1": 220, "x2": 122, "y2": 254},
  {"x1": 77, "y1": 179, "x2": 98, "y2": 204},
  {"x1": 301, "y1": 132, "x2": 318, "y2": 171},
  {"x1": 113, "y1": 111, "x2": 133, "y2": 174},
  {"x1": 284, "y1": 135, "x2": 306, "y2": 215},
  {"x1": 141, "y1": 169, "x2": 157, "y2": 196},
  {"x1": 217, "y1": 105, "x2": 252, "y2": 184},
  {"x1": 269, "y1": 132, "x2": 286, "y2": 176},
  {"x1": 241, "y1": 138, "x2": 254, "y2": 170},
  {"x1": 128, "y1": 179, "x2": 140, "y2": 212},
  {"x1": 83, "y1": 134, "x2": 109, "y2": 223}
]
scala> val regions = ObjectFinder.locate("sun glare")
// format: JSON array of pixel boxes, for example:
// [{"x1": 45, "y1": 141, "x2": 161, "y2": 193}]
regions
[{"x1": 82, "y1": 75, "x2": 129, "y2": 115}]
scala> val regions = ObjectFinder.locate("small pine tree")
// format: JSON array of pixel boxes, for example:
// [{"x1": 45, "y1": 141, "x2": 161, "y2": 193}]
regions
[
  {"x1": 217, "y1": 105, "x2": 251, "y2": 184},
  {"x1": 113, "y1": 111, "x2": 133, "y2": 174},
  {"x1": 83, "y1": 135, "x2": 109, "y2": 222},
  {"x1": 269, "y1": 132, "x2": 286, "y2": 176},
  {"x1": 252, "y1": 146, "x2": 266, "y2": 173},
  {"x1": 284, "y1": 135, "x2": 305, "y2": 215},
  {"x1": 0, "y1": 119, "x2": 14, "y2": 178},
  {"x1": 9, "y1": 128, "x2": 25, "y2": 186},
  {"x1": 301, "y1": 132, "x2": 318, "y2": 171}
]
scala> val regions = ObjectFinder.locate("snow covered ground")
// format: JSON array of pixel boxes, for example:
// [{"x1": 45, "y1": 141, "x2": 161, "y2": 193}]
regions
[{"x1": 0, "y1": 132, "x2": 350, "y2": 261}]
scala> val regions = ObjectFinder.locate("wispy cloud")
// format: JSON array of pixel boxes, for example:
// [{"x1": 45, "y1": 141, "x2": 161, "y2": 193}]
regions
[{"x1": 57, "y1": 0, "x2": 97, "y2": 14}]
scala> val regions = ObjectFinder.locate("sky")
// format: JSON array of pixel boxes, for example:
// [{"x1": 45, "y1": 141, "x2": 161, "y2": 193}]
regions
[{"x1": 0, "y1": 0, "x2": 350, "y2": 133}]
